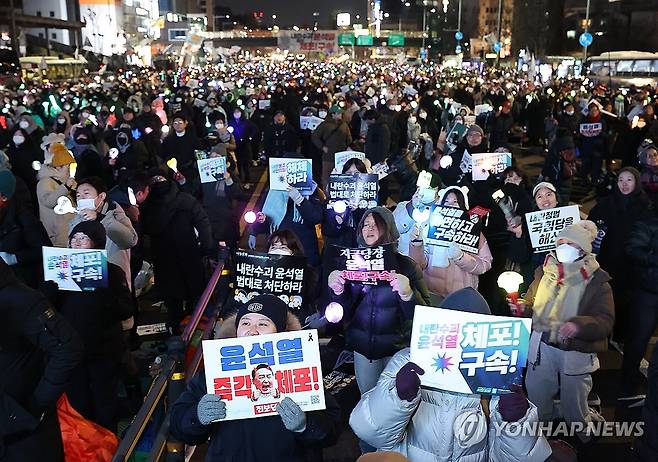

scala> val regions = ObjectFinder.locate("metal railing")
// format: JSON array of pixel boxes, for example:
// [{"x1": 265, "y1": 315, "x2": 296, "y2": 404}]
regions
[{"x1": 112, "y1": 261, "x2": 226, "y2": 462}]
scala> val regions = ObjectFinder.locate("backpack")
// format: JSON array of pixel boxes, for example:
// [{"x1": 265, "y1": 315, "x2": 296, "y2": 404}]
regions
[{"x1": 559, "y1": 148, "x2": 577, "y2": 179}]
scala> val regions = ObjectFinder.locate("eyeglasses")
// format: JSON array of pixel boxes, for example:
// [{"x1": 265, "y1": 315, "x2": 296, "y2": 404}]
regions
[{"x1": 70, "y1": 235, "x2": 92, "y2": 244}]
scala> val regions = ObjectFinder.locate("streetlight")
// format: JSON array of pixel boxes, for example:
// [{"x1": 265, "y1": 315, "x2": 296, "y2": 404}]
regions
[{"x1": 272, "y1": 14, "x2": 277, "y2": 20}]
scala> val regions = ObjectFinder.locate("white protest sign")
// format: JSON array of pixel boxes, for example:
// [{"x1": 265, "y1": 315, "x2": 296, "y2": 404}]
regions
[
  {"x1": 202, "y1": 330, "x2": 326, "y2": 421},
  {"x1": 459, "y1": 150, "x2": 473, "y2": 173},
  {"x1": 300, "y1": 116, "x2": 325, "y2": 131},
  {"x1": 334, "y1": 150, "x2": 366, "y2": 172},
  {"x1": 410, "y1": 305, "x2": 532, "y2": 395},
  {"x1": 471, "y1": 152, "x2": 512, "y2": 181},
  {"x1": 43, "y1": 247, "x2": 108, "y2": 291},
  {"x1": 579, "y1": 122, "x2": 602, "y2": 137},
  {"x1": 474, "y1": 104, "x2": 494, "y2": 116},
  {"x1": 258, "y1": 99, "x2": 271, "y2": 110},
  {"x1": 525, "y1": 205, "x2": 581, "y2": 253},
  {"x1": 197, "y1": 157, "x2": 227, "y2": 183},
  {"x1": 269, "y1": 158, "x2": 314, "y2": 193}
]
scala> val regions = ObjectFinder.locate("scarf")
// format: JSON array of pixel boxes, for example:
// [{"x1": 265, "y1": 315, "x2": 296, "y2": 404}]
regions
[
  {"x1": 531, "y1": 253, "x2": 600, "y2": 342},
  {"x1": 262, "y1": 183, "x2": 318, "y2": 231}
]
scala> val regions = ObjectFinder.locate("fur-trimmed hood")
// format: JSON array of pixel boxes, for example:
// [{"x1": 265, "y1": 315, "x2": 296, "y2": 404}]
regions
[{"x1": 215, "y1": 311, "x2": 302, "y2": 339}]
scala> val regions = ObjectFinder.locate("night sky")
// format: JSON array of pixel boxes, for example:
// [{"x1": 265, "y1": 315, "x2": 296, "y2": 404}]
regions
[{"x1": 219, "y1": 0, "x2": 368, "y2": 27}]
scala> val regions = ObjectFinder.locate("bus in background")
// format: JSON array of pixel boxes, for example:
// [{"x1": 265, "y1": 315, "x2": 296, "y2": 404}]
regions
[
  {"x1": 0, "y1": 47, "x2": 21, "y2": 88},
  {"x1": 19, "y1": 56, "x2": 88, "y2": 83},
  {"x1": 587, "y1": 51, "x2": 658, "y2": 87}
]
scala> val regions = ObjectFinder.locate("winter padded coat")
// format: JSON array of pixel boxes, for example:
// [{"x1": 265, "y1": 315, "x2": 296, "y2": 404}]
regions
[
  {"x1": 169, "y1": 312, "x2": 341, "y2": 462},
  {"x1": 349, "y1": 348, "x2": 552, "y2": 462},
  {"x1": 627, "y1": 217, "x2": 658, "y2": 294},
  {"x1": 36, "y1": 165, "x2": 75, "y2": 247}
]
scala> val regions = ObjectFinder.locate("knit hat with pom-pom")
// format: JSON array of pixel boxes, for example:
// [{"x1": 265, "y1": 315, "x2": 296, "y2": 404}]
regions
[{"x1": 556, "y1": 220, "x2": 598, "y2": 254}]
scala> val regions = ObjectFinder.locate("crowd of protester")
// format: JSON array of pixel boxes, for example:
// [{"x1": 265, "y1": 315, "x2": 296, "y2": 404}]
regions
[{"x1": 2, "y1": 58, "x2": 658, "y2": 461}]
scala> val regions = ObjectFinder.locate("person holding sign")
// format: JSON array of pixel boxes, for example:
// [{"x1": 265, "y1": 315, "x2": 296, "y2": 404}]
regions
[
  {"x1": 327, "y1": 207, "x2": 430, "y2": 397},
  {"x1": 578, "y1": 102, "x2": 607, "y2": 186},
  {"x1": 169, "y1": 294, "x2": 340, "y2": 462},
  {"x1": 349, "y1": 288, "x2": 551, "y2": 461},
  {"x1": 409, "y1": 186, "x2": 492, "y2": 299},
  {"x1": 521, "y1": 221, "x2": 614, "y2": 442},
  {"x1": 45, "y1": 220, "x2": 133, "y2": 432},
  {"x1": 312, "y1": 105, "x2": 352, "y2": 189}
]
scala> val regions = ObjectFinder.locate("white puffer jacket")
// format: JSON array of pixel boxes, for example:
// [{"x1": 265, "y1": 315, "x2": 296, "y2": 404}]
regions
[{"x1": 349, "y1": 348, "x2": 552, "y2": 462}]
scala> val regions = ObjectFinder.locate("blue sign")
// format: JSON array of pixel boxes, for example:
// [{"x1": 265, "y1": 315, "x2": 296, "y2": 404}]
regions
[
  {"x1": 455, "y1": 45, "x2": 462, "y2": 54},
  {"x1": 455, "y1": 31, "x2": 463, "y2": 41},
  {"x1": 493, "y1": 42, "x2": 502, "y2": 53},
  {"x1": 579, "y1": 32, "x2": 593, "y2": 47}
]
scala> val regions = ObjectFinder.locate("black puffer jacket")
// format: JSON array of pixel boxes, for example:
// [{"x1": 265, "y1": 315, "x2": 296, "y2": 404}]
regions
[
  {"x1": 627, "y1": 217, "x2": 658, "y2": 294},
  {"x1": 329, "y1": 207, "x2": 431, "y2": 360}
]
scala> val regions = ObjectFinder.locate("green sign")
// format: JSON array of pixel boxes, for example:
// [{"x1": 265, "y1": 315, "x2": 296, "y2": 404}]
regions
[
  {"x1": 388, "y1": 34, "x2": 405, "y2": 47},
  {"x1": 338, "y1": 33, "x2": 355, "y2": 46},
  {"x1": 356, "y1": 35, "x2": 374, "y2": 46}
]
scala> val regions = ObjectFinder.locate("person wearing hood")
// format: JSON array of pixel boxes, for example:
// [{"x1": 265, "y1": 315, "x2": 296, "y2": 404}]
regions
[
  {"x1": 439, "y1": 124, "x2": 488, "y2": 187},
  {"x1": 45, "y1": 221, "x2": 133, "y2": 432},
  {"x1": 229, "y1": 107, "x2": 257, "y2": 189},
  {"x1": 248, "y1": 181, "x2": 324, "y2": 268},
  {"x1": 520, "y1": 220, "x2": 614, "y2": 443},
  {"x1": 557, "y1": 101, "x2": 582, "y2": 138},
  {"x1": 7, "y1": 127, "x2": 43, "y2": 205},
  {"x1": 263, "y1": 110, "x2": 299, "y2": 159},
  {"x1": 139, "y1": 173, "x2": 215, "y2": 333},
  {"x1": 349, "y1": 288, "x2": 552, "y2": 462},
  {"x1": 409, "y1": 186, "x2": 492, "y2": 300},
  {"x1": 326, "y1": 207, "x2": 431, "y2": 405},
  {"x1": 169, "y1": 294, "x2": 341, "y2": 462},
  {"x1": 587, "y1": 167, "x2": 652, "y2": 344},
  {"x1": 489, "y1": 99, "x2": 514, "y2": 150},
  {"x1": 578, "y1": 102, "x2": 608, "y2": 186},
  {"x1": 541, "y1": 127, "x2": 577, "y2": 204},
  {"x1": 69, "y1": 126, "x2": 104, "y2": 180},
  {"x1": 200, "y1": 154, "x2": 241, "y2": 248},
  {"x1": 15, "y1": 113, "x2": 45, "y2": 146},
  {"x1": 638, "y1": 142, "x2": 658, "y2": 207},
  {"x1": 103, "y1": 126, "x2": 150, "y2": 187},
  {"x1": 0, "y1": 258, "x2": 83, "y2": 462},
  {"x1": 364, "y1": 110, "x2": 392, "y2": 166},
  {"x1": 206, "y1": 115, "x2": 237, "y2": 160},
  {"x1": 36, "y1": 144, "x2": 77, "y2": 247},
  {"x1": 393, "y1": 182, "x2": 439, "y2": 258},
  {"x1": 312, "y1": 105, "x2": 353, "y2": 189},
  {"x1": 161, "y1": 112, "x2": 203, "y2": 197}
]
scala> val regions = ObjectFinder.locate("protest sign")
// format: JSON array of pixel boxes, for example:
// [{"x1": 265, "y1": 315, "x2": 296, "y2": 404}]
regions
[
  {"x1": 277, "y1": 30, "x2": 338, "y2": 54},
  {"x1": 471, "y1": 152, "x2": 512, "y2": 181},
  {"x1": 410, "y1": 305, "x2": 531, "y2": 395},
  {"x1": 328, "y1": 174, "x2": 378, "y2": 208},
  {"x1": 371, "y1": 161, "x2": 392, "y2": 180},
  {"x1": 334, "y1": 150, "x2": 366, "y2": 172},
  {"x1": 459, "y1": 149, "x2": 473, "y2": 173},
  {"x1": 579, "y1": 122, "x2": 603, "y2": 137},
  {"x1": 43, "y1": 247, "x2": 108, "y2": 291},
  {"x1": 425, "y1": 205, "x2": 482, "y2": 253},
  {"x1": 334, "y1": 243, "x2": 398, "y2": 285},
  {"x1": 446, "y1": 123, "x2": 467, "y2": 153},
  {"x1": 525, "y1": 205, "x2": 581, "y2": 252},
  {"x1": 197, "y1": 156, "x2": 227, "y2": 183},
  {"x1": 258, "y1": 99, "x2": 271, "y2": 110},
  {"x1": 269, "y1": 158, "x2": 314, "y2": 193},
  {"x1": 202, "y1": 330, "x2": 326, "y2": 421},
  {"x1": 234, "y1": 250, "x2": 306, "y2": 309},
  {"x1": 300, "y1": 116, "x2": 324, "y2": 132}
]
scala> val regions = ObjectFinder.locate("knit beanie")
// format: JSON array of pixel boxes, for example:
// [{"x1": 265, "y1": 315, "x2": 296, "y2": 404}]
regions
[
  {"x1": 466, "y1": 124, "x2": 484, "y2": 137},
  {"x1": 0, "y1": 169, "x2": 16, "y2": 199},
  {"x1": 50, "y1": 143, "x2": 75, "y2": 167},
  {"x1": 235, "y1": 294, "x2": 289, "y2": 333},
  {"x1": 556, "y1": 220, "x2": 598, "y2": 254},
  {"x1": 441, "y1": 287, "x2": 491, "y2": 315},
  {"x1": 69, "y1": 220, "x2": 107, "y2": 249}
]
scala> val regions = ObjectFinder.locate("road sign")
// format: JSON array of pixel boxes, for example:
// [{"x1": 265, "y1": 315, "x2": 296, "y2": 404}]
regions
[
  {"x1": 455, "y1": 31, "x2": 463, "y2": 41},
  {"x1": 356, "y1": 34, "x2": 373, "y2": 46},
  {"x1": 579, "y1": 32, "x2": 593, "y2": 47},
  {"x1": 338, "y1": 33, "x2": 355, "y2": 46},
  {"x1": 388, "y1": 34, "x2": 405, "y2": 47}
]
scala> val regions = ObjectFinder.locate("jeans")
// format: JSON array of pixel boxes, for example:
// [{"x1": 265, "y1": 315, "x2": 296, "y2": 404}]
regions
[{"x1": 622, "y1": 289, "x2": 658, "y2": 392}]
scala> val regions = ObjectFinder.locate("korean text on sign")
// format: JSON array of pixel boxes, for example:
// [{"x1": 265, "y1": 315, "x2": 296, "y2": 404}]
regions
[
  {"x1": 425, "y1": 205, "x2": 481, "y2": 254},
  {"x1": 335, "y1": 244, "x2": 397, "y2": 286},
  {"x1": 525, "y1": 205, "x2": 581, "y2": 252},
  {"x1": 202, "y1": 330, "x2": 326, "y2": 421},
  {"x1": 42, "y1": 246, "x2": 108, "y2": 292}
]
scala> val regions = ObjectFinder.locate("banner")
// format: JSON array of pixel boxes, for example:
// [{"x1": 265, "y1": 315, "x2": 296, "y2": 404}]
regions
[
  {"x1": 258, "y1": 99, "x2": 271, "y2": 110},
  {"x1": 525, "y1": 205, "x2": 581, "y2": 252},
  {"x1": 579, "y1": 122, "x2": 602, "y2": 137},
  {"x1": 334, "y1": 150, "x2": 365, "y2": 172},
  {"x1": 197, "y1": 156, "x2": 227, "y2": 183},
  {"x1": 234, "y1": 250, "x2": 306, "y2": 309},
  {"x1": 334, "y1": 244, "x2": 398, "y2": 285},
  {"x1": 202, "y1": 330, "x2": 326, "y2": 421},
  {"x1": 300, "y1": 116, "x2": 324, "y2": 132},
  {"x1": 410, "y1": 306, "x2": 531, "y2": 395},
  {"x1": 425, "y1": 205, "x2": 481, "y2": 253},
  {"x1": 327, "y1": 174, "x2": 378, "y2": 208},
  {"x1": 269, "y1": 158, "x2": 314, "y2": 193},
  {"x1": 277, "y1": 30, "x2": 338, "y2": 54},
  {"x1": 43, "y1": 247, "x2": 108, "y2": 291},
  {"x1": 471, "y1": 152, "x2": 512, "y2": 181}
]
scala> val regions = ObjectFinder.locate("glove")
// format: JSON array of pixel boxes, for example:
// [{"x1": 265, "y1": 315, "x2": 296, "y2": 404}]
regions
[
  {"x1": 446, "y1": 242, "x2": 464, "y2": 261},
  {"x1": 288, "y1": 186, "x2": 304, "y2": 205},
  {"x1": 197, "y1": 394, "x2": 227, "y2": 425},
  {"x1": 0, "y1": 252, "x2": 17, "y2": 266},
  {"x1": 498, "y1": 384, "x2": 529, "y2": 422},
  {"x1": 395, "y1": 362, "x2": 425, "y2": 402},
  {"x1": 328, "y1": 270, "x2": 345, "y2": 295},
  {"x1": 390, "y1": 273, "x2": 413, "y2": 301},
  {"x1": 248, "y1": 235, "x2": 257, "y2": 250},
  {"x1": 276, "y1": 397, "x2": 306, "y2": 433},
  {"x1": 304, "y1": 312, "x2": 328, "y2": 329}
]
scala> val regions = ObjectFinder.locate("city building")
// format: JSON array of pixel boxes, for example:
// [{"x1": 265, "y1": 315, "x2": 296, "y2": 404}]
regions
[{"x1": 470, "y1": 0, "x2": 513, "y2": 57}]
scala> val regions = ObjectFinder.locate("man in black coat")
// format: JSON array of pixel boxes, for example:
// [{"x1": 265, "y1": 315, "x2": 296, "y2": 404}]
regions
[
  {"x1": 0, "y1": 259, "x2": 83, "y2": 461},
  {"x1": 161, "y1": 112, "x2": 203, "y2": 197},
  {"x1": 363, "y1": 109, "x2": 391, "y2": 165},
  {"x1": 263, "y1": 111, "x2": 299, "y2": 159}
]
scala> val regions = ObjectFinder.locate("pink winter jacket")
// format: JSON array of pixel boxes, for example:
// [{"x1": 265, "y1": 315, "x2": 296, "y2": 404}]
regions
[{"x1": 409, "y1": 234, "x2": 492, "y2": 298}]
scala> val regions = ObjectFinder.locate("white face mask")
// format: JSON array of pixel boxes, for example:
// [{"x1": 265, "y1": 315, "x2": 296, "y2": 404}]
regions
[
  {"x1": 13, "y1": 135, "x2": 24, "y2": 145},
  {"x1": 77, "y1": 198, "x2": 96, "y2": 211},
  {"x1": 234, "y1": 113, "x2": 241, "y2": 120},
  {"x1": 318, "y1": 111, "x2": 327, "y2": 119},
  {"x1": 419, "y1": 112, "x2": 427, "y2": 120},
  {"x1": 215, "y1": 123, "x2": 224, "y2": 129},
  {"x1": 565, "y1": 110, "x2": 575, "y2": 116},
  {"x1": 81, "y1": 112, "x2": 90, "y2": 119},
  {"x1": 409, "y1": 116, "x2": 417, "y2": 124},
  {"x1": 18, "y1": 120, "x2": 29, "y2": 129},
  {"x1": 175, "y1": 130, "x2": 185, "y2": 137},
  {"x1": 269, "y1": 247, "x2": 292, "y2": 256},
  {"x1": 57, "y1": 118, "x2": 66, "y2": 124},
  {"x1": 555, "y1": 243, "x2": 581, "y2": 263}
]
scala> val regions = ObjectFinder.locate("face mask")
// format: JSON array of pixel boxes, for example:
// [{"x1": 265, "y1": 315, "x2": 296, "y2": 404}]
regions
[
  {"x1": 269, "y1": 247, "x2": 292, "y2": 256},
  {"x1": 57, "y1": 118, "x2": 66, "y2": 124},
  {"x1": 18, "y1": 120, "x2": 29, "y2": 129},
  {"x1": 419, "y1": 112, "x2": 427, "y2": 119},
  {"x1": 409, "y1": 116, "x2": 417, "y2": 124},
  {"x1": 565, "y1": 110, "x2": 574, "y2": 116},
  {"x1": 234, "y1": 113, "x2": 241, "y2": 120},
  {"x1": 388, "y1": 105, "x2": 396, "y2": 111},
  {"x1": 13, "y1": 135, "x2": 24, "y2": 145},
  {"x1": 81, "y1": 112, "x2": 90, "y2": 119},
  {"x1": 555, "y1": 243, "x2": 581, "y2": 263},
  {"x1": 77, "y1": 198, "x2": 96, "y2": 211},
  {"x1": 175, "y1": 130, "x2": 185, "y2": 137},
  {"x1": 318, "y1": 111, "x2": 327, "y2": 119},
  {"x1": 215, "y1": 123, "x2": 224, "y2": 129}
]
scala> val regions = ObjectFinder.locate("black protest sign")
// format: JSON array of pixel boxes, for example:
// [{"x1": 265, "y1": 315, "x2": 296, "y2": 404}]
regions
[
  {"x1": 425, "y1": 205, "x2": 481, "y2": 254},
  {"x1": 328, "y1": 174, "x2": 379, "y2": 208},
  {"x1": 334, "y1": 243, "x2": 398, "y2": 285},
  {"x1": 234, "y1": 250, "x2": 306, "y2": 309}
]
